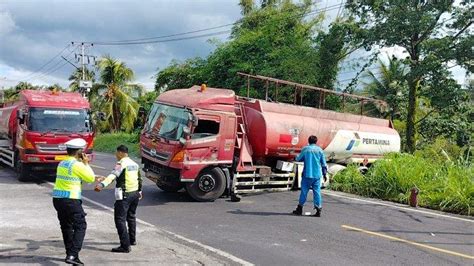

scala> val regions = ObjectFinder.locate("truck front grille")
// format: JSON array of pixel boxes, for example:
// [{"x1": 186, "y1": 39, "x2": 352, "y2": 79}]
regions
[
  {"x1": 142, "y1": 146, "x2": 170, "y2": 161},
  {"x1": 36, "y1": 144, "x2": 67, "y2": 154}
]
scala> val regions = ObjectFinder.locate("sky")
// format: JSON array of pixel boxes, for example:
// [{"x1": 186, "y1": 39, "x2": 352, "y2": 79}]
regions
[{"x1": 0, "y1": 0, "x2": 468, "y2": 91}]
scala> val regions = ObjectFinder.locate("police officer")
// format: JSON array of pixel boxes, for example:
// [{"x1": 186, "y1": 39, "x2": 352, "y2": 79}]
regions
[
  {"x1": 52, "y1": 138, "x2": 97, "y2": 265},
  {"x1": 95, "y1": 145, "x2": 142, "y2": 253}
]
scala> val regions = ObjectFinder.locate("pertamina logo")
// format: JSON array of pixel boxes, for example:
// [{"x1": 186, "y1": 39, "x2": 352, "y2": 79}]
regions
[{"x1": 346, "y1": 133, "x2": 361, "y2": 151}]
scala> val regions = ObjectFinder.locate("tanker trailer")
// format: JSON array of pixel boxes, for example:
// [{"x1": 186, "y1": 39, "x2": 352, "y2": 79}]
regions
[{"x1": 240, "y1": 98, "x2": 400, "y2": 188}]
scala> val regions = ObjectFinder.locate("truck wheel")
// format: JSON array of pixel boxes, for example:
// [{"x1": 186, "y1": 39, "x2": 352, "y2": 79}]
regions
[
  {"x1": 157, "y1": 183, "x2": 184, "y2": 193},
  {"x1": 185, "y1": 167, "x2": 226, "y2": 202},
  {"x1": 17, "y1": 162, "x2": 32, "y2": 182}
]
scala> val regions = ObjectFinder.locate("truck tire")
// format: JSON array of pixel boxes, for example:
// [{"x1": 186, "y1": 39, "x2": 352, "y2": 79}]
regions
[
  {"x1": 157, "y1": 183, "x2": 184, "y2": 193},
  {"x1": 17, "y1": 162, "x2": 32, "y2": 182},
  {"x1": 185, "y1": 167, "x2": 226, "y2": 202}
]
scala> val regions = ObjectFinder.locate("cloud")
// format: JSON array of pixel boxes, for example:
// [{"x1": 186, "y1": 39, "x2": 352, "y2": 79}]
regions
[
  {"x1": 0, "y1": 10, "x2": 15, "y2": 35},
  {"x1": 0, "y1": 0, "x2": 241, "y2": 89}
]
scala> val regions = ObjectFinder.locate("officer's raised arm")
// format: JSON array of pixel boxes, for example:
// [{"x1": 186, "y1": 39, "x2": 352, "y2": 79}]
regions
[{"x1": 95, "y1": 162, "x2": 124, "y2": 191}]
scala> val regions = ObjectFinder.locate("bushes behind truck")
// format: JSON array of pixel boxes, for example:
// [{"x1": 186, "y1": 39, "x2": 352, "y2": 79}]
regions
[{"x1": 331, "y1": 140, "x2": 474, "y2": 216}]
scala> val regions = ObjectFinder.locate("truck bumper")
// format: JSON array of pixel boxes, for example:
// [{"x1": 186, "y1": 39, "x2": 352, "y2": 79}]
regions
[{"x1": 25, "y1": 162, "x2": 59, "y2": 173}]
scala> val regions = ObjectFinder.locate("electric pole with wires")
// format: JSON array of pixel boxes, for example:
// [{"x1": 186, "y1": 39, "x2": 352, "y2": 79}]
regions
[{"x1": 73, "y1": 42, "x2": 96, "y2": 98}]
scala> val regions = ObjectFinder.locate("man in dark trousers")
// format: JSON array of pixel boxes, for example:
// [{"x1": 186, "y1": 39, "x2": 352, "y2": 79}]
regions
[
  {"x1": 95, "y1": 145, "x2": 142, "y2": 253},
  {"x1": 292, "y1": 135, "x2": 328, "y2": 217},
  {"x1": 52, "y1": 138, "x2": 97, "y2": 265}
]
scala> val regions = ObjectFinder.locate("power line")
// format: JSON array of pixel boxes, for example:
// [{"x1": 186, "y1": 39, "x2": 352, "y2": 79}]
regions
[
  {"x1": 92, "y1": 30, "x2": 233, "y2": 46},
  {"x1": 25, "y1": 46, "x2": 78, "y2": 82},
  {"x1": 19, "y1": 44, "x2": 71, "y2": 80},
  {"x1": 83, "y1": 2, "x2": 344, "y2": 46},
  {"x1": 91, "y1": 23, "x2": 237, "y2": 45}
]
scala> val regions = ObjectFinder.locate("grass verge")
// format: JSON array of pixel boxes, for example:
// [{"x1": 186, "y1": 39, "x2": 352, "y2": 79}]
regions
[
  {"x1": 331, "y1": 144, "x2": 473, "y2": 216},
  {"x1": 94, "y1": 132, "x2": 140, "y2": 158}
]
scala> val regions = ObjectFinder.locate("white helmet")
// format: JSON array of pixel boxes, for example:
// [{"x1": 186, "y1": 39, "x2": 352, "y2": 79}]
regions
[{"x1": 64, "y1": 138, "x2": 87, "y2": 149}]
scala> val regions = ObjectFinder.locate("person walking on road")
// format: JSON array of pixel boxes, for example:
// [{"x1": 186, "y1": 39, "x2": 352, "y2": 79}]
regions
[
  {"x1": 292, "y1": 135, "x2": 328, "y2": 217},
  {"x1": 95, "y1": 145, "x2": 142, "y2": 253},
  {"x1": 52, "y1": 138, "x2": 98, "y2": 265}
]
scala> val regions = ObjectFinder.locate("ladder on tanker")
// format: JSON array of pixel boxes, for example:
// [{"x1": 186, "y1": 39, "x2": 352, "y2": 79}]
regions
[
  {"x1": 234, "y1": 103, "x2": 254, "y2": 172},
  {"x1": 232, "y1": 104, "x2": 295, "y2": 195}
]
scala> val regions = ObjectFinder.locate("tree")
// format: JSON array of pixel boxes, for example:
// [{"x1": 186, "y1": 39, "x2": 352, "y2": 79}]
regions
[
  {"x1": 155, "y1": 1, "x2": 348, "y2": 106},
  {"x1": 361, "y1": 55, "x2": 408, "y2": 120},
  {"x1": 345, "y1": 0, "x2": 473, "y2": 152},
  {"x1": 46, "y1": 83, "x2": 64, "y2": 92},
  {"x1": 154, "y1": 58, "x2": 206, "y2": 91},
  {"x1": 95, "y1": 55, "x2": 140, "y2": 133},
  {"x1": 68, "y1": 67, "x2": 95, "y2": 91}
]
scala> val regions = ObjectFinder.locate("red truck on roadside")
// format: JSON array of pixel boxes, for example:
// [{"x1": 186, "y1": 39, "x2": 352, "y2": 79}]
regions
[
  {"x1": 0, "y1": 89, "x2": 95, "y2": 181},
  {"x1": 140, "y1": 74, "x2": 400, "y2": 202}
]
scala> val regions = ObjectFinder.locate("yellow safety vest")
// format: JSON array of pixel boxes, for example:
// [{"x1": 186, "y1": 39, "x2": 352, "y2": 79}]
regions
[
  {"x1": 102, "y1": 157, "x2": 141, "y2": 192},
  {"x1": 52, "y1": 156, "x2": 95, "y2": 199}
]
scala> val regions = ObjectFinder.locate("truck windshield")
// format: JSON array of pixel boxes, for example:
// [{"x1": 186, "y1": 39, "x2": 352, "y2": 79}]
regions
[
  {"x1": 144, "y1": 103, "x2": 189, "y2": 141},
  {"x1": 28, "y1": 108, "x2": 92, "y2": 133}
]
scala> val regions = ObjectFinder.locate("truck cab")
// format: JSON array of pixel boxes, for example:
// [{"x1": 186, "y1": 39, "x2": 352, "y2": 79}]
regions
[
  {"x1": 0, "y1": 90, "x2": 94, "y2": 181},
  {"x1": 141, "y1": 86, "x2": 237, "y2": 201}
]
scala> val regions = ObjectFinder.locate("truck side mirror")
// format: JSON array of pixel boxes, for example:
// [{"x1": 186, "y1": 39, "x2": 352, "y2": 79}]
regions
[
  {"x1": 182, "y1": 126, "x2": 192, "y2": 139},
  {"x1": 188, "y1": 112, "x2": 198, "y2": 127},
  {"x1": 179, "y1": 137, "x2": 186, "y2": 146},
  {"x1": 16, "y1": 109, "x2": 25, "y2": 124}
]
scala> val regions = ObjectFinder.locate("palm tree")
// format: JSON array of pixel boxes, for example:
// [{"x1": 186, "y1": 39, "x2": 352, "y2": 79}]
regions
[
  {"x1": 68, "y1": 67, "x2": 96, "y2": 98},
  {"x1": 95, "y1": 55, "x2": 140, "y2": 132},
  {"x1": 362, "y1": 56, "x2": 408, "y2": 120}
]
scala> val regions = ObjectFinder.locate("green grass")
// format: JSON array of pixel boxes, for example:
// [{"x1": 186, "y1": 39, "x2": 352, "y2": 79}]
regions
[
  {"x1": 94, "y1": 132, "x2": 140, "y2": 158},
  {"x1": 331, "y1": 149, "x2": 474, "y2": 216}
]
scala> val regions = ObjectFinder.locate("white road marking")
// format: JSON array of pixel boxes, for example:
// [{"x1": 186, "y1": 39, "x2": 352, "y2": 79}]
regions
[
  {"x1": 323, "y1": 190, "x2": 473, "y2": 223},
  {"x1": 90, "y1": 164, "x2": 107, "y2": 170}
]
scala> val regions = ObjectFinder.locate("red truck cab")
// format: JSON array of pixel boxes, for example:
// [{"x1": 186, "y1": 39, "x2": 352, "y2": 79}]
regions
[
  {"x1": 141, "y1": 86, "x2": 238, "y2": 201},
  {"x1": 0, "y1": 90, "x2": 94, "y2": 181}
]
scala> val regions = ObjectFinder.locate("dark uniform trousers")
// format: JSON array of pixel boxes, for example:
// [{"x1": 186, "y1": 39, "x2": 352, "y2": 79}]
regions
[
  {"x1": 114, "y1": 191, "x2": 140, "y2": 248},
  {"x1": 53, "y1": 198, "x2": 87, "y2": 257}
]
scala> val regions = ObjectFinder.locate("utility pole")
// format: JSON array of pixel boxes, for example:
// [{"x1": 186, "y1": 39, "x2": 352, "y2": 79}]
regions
[
  {"x1": 72, "y1": 42, "x2": 95, "y2": 98},
  {"x1": 81, "y1": 43, "x2": 85, "y2": 80}
]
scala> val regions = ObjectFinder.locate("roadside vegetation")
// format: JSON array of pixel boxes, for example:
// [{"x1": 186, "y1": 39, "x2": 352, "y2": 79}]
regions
[
  {"x1": 331, "y1": 139, "x2": 473, "y2": 216},
  {"x1": 94, "y1": 132, "x2": 140, "y2": 158}
]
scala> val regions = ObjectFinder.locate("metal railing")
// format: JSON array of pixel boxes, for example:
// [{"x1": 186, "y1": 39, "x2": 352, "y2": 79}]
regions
[{"x1": 237, "y1": 72, "x2": 388, "y2": 116}]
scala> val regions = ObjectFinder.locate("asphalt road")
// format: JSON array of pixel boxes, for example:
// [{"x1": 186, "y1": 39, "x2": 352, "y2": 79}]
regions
[{"x1": 10, "y1": 152, "x2": 474, "y2": 265}]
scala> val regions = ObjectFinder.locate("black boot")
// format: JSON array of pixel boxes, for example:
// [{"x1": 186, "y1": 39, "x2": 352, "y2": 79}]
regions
[
  {"x1": 112, "y1": 246, "x2": 131, "y2": 253},
  {"x1": 313, "y1": 207, "x2": 322, "y2": 217},
  {"x1": 65, "y1": 255, "x2": 84, "y2": 265},
  {"x1": 292, "y1": 205, "x2": 303, "y2": 215}
]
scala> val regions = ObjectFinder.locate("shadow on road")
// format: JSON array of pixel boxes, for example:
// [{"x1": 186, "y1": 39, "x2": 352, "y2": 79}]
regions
[{"x1": 0, "y1": 254, "x2": 63, "y2": 265}]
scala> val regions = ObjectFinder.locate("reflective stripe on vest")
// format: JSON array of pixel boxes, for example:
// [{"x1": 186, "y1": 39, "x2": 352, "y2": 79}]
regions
[{"x1": 52, "y1": 157, "x2": 83, "y2": 199}]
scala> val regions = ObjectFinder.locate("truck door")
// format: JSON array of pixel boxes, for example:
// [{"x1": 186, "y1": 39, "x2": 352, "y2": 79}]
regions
[{"x1": 180, "y1": 112, "x2": 235, "y2": 180}]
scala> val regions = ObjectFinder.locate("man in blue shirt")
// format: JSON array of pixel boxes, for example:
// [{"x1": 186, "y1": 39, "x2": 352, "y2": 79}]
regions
[{"x1": 292, "y1": 135, "x2": 327, "y2": 217}]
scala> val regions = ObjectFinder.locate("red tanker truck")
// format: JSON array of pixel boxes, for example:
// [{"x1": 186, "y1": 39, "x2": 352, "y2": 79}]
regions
[
  {"x1": 140, "y1": 74, "x2": 400, "y2": 201},
  {"x1": 0, "y1": 89, "x2": 95, "y2": 181}
]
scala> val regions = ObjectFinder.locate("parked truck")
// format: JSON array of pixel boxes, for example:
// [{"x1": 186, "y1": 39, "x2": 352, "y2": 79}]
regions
[
  {"x1": 0, "y1": 89, "x2": 95, "y2": 181},
  {"x1": 140, "y1": 74, "x2": 400, "y2": 202}
]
